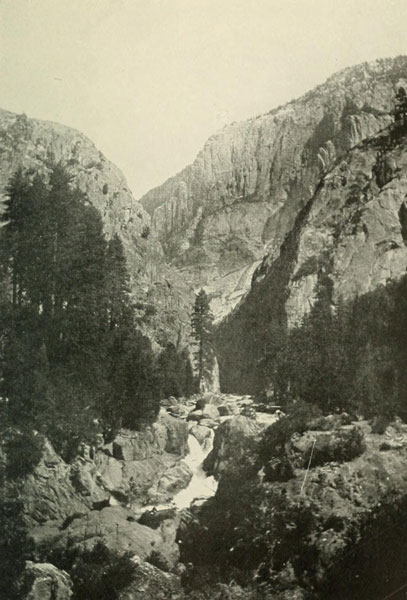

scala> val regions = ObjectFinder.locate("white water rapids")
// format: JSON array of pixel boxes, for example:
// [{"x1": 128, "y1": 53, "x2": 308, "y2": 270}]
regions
[
  {"x1": 142, "y1": 431, "x2": 218, "y2": 513},
  {"x1": 173, "y1": 432, "x2": 218, "y2": 509},
  {"x1": 142, "y1": 409, "x2": 277, "y2": 513}
]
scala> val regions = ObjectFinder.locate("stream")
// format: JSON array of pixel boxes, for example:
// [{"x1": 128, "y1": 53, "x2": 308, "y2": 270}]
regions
[
  {"x1": 172, "y1": 432, "x2": 218, "y2": 509},
  {"x1": 142, "y1": 407, "x2": 277, "y2": 514}
]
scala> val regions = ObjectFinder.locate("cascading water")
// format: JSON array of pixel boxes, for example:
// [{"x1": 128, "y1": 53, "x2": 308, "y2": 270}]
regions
[{"x1": 173, "y1": 431, "x2": 218, "y2": 509}]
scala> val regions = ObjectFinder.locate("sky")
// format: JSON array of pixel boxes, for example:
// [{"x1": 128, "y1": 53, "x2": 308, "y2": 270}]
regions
[{"x1": 1, "y1": 0, "x2": 407, "y2": 199}]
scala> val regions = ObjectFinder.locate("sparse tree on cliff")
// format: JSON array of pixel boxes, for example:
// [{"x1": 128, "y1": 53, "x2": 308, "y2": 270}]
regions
[
  {"x1": 191, "y1": 289, "x2": 214, "y2": 388},
  {"x1": 394, "y1": 86, "x2": 407, "y2": 129}
]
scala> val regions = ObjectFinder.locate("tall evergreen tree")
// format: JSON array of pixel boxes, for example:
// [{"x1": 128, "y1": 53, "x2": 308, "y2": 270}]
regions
[
  {"x1": 191, "y1": 289, "x2": 214, "y2": 387},
  {"x1": 0, "y1": 163, "x2": 161, "y2": 458}
]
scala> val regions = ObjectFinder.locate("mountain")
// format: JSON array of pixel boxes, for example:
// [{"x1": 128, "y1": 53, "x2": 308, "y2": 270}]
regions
[
  {"x1": 0, "y1": 108, "x2": 193, "y2": 346},
  {"x1": 216, "y1": 58, "x2": 407, "y2": 393},
  {"x1": 140, "y1": 56, "x2": 407, "y2": 320}
]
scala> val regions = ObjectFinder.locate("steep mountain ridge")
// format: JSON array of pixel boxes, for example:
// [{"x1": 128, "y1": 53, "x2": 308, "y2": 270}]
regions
[
  {"x1": 140, "y1": 56, "x2": 407, "y2": 318},
  {"x1": 216, "y1": 114, "x2": 407, "y2": 392},
  {"x1": 0, "y1": 109, "x2": 193, "y2": 346}
]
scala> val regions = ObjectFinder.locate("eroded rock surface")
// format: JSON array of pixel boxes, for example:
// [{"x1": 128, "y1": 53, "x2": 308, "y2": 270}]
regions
[
  {"x1": 0, "y1": 109, "x2": 193, "y2": 346},
  {"x1": 141, "y1": 57, "x2": 407, "y2": 318},
  {"x1": 22, "y1": 561, "x2": 73, "y2": 600}
]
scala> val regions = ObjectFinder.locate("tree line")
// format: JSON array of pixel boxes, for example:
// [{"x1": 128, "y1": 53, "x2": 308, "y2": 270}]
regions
[
  {"x1": 0, "y1": 163, "x2": 195, "y2": 467},
  {"x1": 262, "y1": 273, "x2": 407, "y2": 421}
]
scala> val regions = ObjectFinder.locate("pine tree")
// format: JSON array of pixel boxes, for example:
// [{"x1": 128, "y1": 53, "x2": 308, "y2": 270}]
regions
[
  {"x1": 104, "y1": 234, "x2": 132, "y2": 330},
  {"x1": 191, "y1": 289, "x2": 214, "y2": 387}
]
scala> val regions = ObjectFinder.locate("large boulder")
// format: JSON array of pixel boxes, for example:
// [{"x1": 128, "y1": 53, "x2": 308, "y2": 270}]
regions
[
  {"x1": 288, "y1": 425, "x2": 366, "y2": 469},
  {"x1": 201, "y1": 404, "x2": 220, "y2": 420},
  {"x1": 23, "y1": 440, "x2": 92, "y2": 525},
  {"x1": 204, "y1": 416, "x2": 261, "y2": 478},
  {"x1": 190, "y1": 424, "x2": 212, "y2": 445},
  {"x1": 112, "y1": 410, "x2": 188, "y2": 461},
  {"x1": 57, "y1": 506, "x2": 180, "y2": 569},
  {"x1": 119, "y1": 560, "x2": 182, "y2": 600},
  {"x1": 147, "y1": 461, "x2": 193, "y2": 504},
  {"x1": 22, "y1": 562, "x2": 73, "y2": 600}
]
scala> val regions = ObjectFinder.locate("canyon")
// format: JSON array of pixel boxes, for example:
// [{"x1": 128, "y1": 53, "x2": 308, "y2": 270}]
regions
[{"x1": 6, "y1": 55, "x2": 407, "y2": 600}]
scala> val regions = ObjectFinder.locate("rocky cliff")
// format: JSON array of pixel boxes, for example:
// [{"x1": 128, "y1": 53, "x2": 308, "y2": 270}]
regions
[
  {"x1": 0, "y1": 109, "x2": 193, "y2": 346},
  {"x1": 141, "y1": 56, "x2": 407, "y2": 320},
  {"x1": 216, "y1": 104, "x2": 407, "y2": 392},
  {"x1": 181, "y1": 413, "x2": 407, "y2": 600}
]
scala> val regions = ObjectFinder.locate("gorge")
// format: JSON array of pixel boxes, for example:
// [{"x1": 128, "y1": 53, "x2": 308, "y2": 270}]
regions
[{"x1": 4, "y1": 56, "x2": 407, "y2": 600}]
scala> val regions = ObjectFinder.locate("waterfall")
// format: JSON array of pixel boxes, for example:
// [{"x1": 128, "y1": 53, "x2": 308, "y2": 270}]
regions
[{"x1": 172, "y1": 431, "x2": 218, "y2": 509}]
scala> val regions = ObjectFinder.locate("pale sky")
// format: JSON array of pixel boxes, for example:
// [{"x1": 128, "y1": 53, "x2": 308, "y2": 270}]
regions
[{"x1": 1, "y1": 0, "x2": 407, "y2": 199}]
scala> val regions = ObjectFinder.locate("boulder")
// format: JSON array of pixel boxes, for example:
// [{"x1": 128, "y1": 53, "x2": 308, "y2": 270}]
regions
[
  {"x1": 112, "y1": 410, "x2": 188, "y2": 461},
  {"x1": 58, "y1": 506, "x2": 179, "y2": 568},
  {"x1": 199, "y1": 418, "x2": 219, "y2": 429},
  {"x1": 187, "y1": 410, "x2": 203, "y2": 422},
  {"x1": 201, "y1": 404, "x2": 220, "y2": 420},
  {"x1": 167, "y1": 404, "x2": 189, "y2": 419},
  {"x1": 119, "y1": 560, "x2": 182, "y2": 600},
  {"x1": 23, "y1": 440, "x2": 92, "y2": 526},
  {"x1": 148, "y1": 461, "x2": 193, "y2": 503},
  {"x1": 204, "y1": 416, "x2": 261, "y2": 478},
  {"x1": 190, "y1": 425, "x2": 212, "y2": 445},
  {"x1": 22, "y1": 561, "x2": 73, "y2": 600},
  {"x1": 288, "y1": 426, "x2": 366, "y2": 468}
]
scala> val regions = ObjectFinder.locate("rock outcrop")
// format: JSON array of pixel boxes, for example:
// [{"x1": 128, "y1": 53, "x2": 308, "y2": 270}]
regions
[
  {"x1": 0, "y1": 109, "x2": 193, "y2": 346},
  {"x1": 182, "y1": 415, "x2": 407, "y2": 599},
  {"x1": 118, "y1": 560, "x2": 183, "y2": 600},
  {"x1": 141, "y1": 57, "x2": 407, "y2": 319},
  {"x1": 203, "y1": 415, "x2": 261, "y2": 478},
  {"x1": 22, "y1": 561, "x2": 73, "y2": 600},
  {"x1": 23, "y1": 410, "x2": 189, "y2": 527},
  {"x1": 23, "y1": 409, "x2": 190, "y2": 571}
]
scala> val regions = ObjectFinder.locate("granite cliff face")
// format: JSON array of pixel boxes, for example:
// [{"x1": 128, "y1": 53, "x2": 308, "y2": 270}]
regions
[
  {"x1": 141, "y1": 57, "x2": 407, "y2": 320},
  {"x1": 0, "y1": 109, "x2": 193, "y2": 346},
  {"x1": 216, "y1": 91, "x2": 407, "y2": 392}
]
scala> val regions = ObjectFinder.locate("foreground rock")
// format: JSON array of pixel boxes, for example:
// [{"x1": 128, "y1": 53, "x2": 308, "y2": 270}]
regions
[
  {"x1": 22, "y1": 562, "x2": 73, "y2": 600},
  {"x1": 182, "y1": 414, "x2": 407, "y2": 598},
  {"x1": 203, "y1": 415, "x2": 261, "y2": 477},
  {"x1": 119, "y1": 560, "x2": 183, "y2": 600},
  {"x1": 23, "y1": 409, "x2": 189, "y2": 528},
  {"x1": 23, "y1": 410, "x2": 190, "y2": 577}
]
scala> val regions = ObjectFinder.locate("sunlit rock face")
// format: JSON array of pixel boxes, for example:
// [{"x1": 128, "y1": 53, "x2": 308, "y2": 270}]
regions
[
  {"x1": 140, "y1": 57, "x2": 407, "y2": 319},
  {"x1": 0, "y1": 109, "x2": 193, "y2": 346},
  {"x1": 216, "y1": 108, "x2": 407, "y2": 393}
]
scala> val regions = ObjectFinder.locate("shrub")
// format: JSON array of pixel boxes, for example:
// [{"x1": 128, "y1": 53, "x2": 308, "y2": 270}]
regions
[
  {"x1": 4, "y1": 430, "x2": 44, "y2": 479},
  {"x1": 264, "y1": 456, "x2": 294, "y2": 482},
  {"x1": 258, "y1": 401, "x2": 321, "y2": 466},
  {"x1": 299, "y1": 426, "x2": 366, "y2": 468},
  {"x1": 40, "y1": 541, "x2": 138, "y2": 600},
  {"x1": 141, "y1": 225, "x2": 150, "y2": 239}
]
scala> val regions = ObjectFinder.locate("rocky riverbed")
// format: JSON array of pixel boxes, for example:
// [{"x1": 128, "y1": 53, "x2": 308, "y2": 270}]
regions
[{"x1": 21, "y1": 392, "x2": 278, "y2": 599}]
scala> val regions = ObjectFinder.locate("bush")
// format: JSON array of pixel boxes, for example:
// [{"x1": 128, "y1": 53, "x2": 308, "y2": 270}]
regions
[
  {"x1": 4, "y1": 430, "x2": 44, "y2": 479},
  {"x1": 298, "y1": 426, "x2": 366, "y2": 468},
  {"x1": 258, "y1": 401, "x2": 321, "y2": 466},
  {"x1": 141, "y1": 225, "x2": 150, "y2": 239},
  {"x1": 264, "y1": 456, "x2": 295, "y2": 482},
  {"x1": 39, "y1": 541, "x2": 138, "y2": 600}
]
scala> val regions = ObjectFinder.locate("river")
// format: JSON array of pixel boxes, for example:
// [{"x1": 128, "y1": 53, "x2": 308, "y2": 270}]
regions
[{"x1": 172, "y1": 432, "x2": 218, "y2": 509}]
